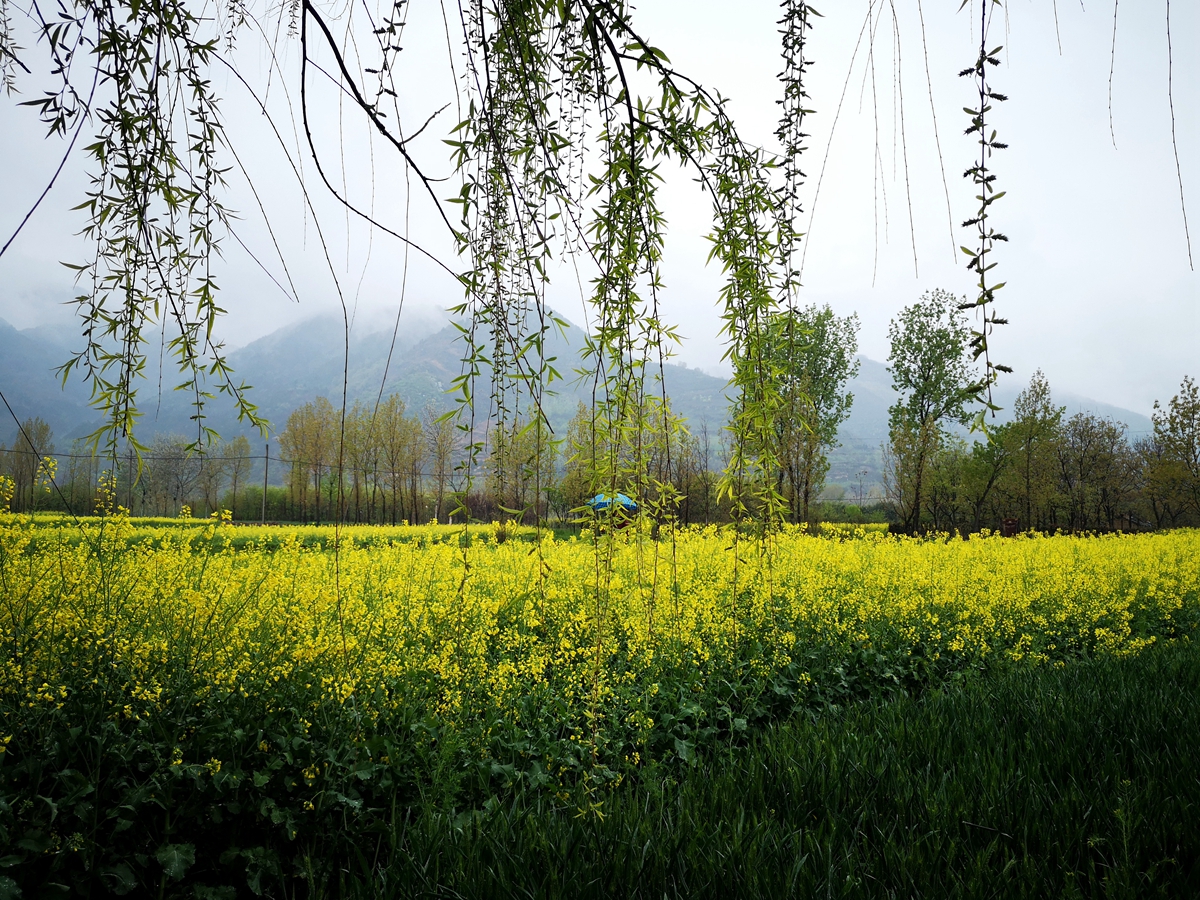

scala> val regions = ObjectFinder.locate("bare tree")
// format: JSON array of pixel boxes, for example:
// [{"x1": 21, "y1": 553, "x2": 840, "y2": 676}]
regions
[
  {"x1": 224, "y1": 436, "x2": 252, "y2": 520},
  {"x1": 145, "y1": 436, "x2": 201, "y2": 516},
  {"x1": 424, "y1": 407, "x2": 459, "y2": 524},
  {"x1": 195, "y1": 452, "x2": 227, "y2": 517},
  {"x1": 5, "y1": 418, "x2": 54, "y2": 512}
]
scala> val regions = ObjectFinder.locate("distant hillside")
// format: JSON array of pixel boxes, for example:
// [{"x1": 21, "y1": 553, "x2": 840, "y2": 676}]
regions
[
  {"x1": 0, "y1": 318, "x2": 98, "y2": 443},
  {"x1": 0, "y1": 314, "x2": 1155, "y2": 489}
]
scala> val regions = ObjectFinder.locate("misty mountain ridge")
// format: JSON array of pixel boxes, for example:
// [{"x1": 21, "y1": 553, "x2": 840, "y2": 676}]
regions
[{"x1": 0, "y1": 314, "x2": 1155, "y2": 488}]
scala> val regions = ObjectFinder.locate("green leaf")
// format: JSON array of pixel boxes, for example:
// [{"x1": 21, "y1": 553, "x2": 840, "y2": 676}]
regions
[
  {"x1": 101, "y1": 865, "x2": 137, "y2": 895},
  {"x1": 17, "y1": 832, "x2": 53, "y2": 854},
  {"x1": 156, "y1": 842, "x2": 196, "y2": 880},
  {"x1": 674, "y1": 737, "x2": 696, "y2": 763}
]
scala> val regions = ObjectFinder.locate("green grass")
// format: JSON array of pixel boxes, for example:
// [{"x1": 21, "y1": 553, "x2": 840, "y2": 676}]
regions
[
  {"x1": 7, "y1": 516, "x2": 888, "y2": 554},
  {"x1": 364, "y1": 639, "x2": 1200, "y2": 899},
  {"x1": 4, "y1": 516, "x2": 547, "y2": 553},
  {"x1": 6, "y1": 639, "x2": 1197, "y2": 898}
]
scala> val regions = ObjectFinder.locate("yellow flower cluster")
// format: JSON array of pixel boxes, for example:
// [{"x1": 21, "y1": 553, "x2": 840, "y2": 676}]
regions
[
  {"x1": 0, "y1": 475, "x2": 13, "y2": 513},
  {"x1": 2, "y1": 517, "x2": 1196, "y2": 741}
]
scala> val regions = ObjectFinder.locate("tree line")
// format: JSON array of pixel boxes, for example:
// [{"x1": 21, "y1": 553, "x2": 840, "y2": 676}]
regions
[
  {"x1": 0, "y1": 430, "x2": 257, "y2": 520},
  {"x1": 882, "y1": 290, "x2": 1200, "y2": 533},
  {"x1": 0, "y1": 303, "x2": 860, "y2": 526},
  {"x1": 3, "y1": 294, "x2": 1195, "y2": 532}
]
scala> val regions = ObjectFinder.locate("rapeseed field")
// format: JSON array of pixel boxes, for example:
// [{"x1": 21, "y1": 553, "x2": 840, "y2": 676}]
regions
[
  {"x1": 4, "y1": 515, "x2": 1196, "y2": 767},
  {"x1": 2, "y1": 511, "x2": 1197, "y2": 896}
]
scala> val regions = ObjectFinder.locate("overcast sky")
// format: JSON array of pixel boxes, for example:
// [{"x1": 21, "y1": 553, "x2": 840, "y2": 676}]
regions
[{"x1": 1, "y1": 0, "x2": 1195, "y2": 416}]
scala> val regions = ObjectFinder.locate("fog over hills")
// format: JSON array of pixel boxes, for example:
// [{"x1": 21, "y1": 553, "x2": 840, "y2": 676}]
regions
[
  {"x1": 0, "y1": 314, "x2": 1156, "y2": 489},
  {"x1": 0, "y1": 317, "x2": 96, "y2": 440}
]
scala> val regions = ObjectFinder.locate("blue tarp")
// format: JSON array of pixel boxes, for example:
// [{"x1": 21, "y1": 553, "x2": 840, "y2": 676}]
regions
[{"x1": 586, "y1": 492, "x2": 637, "y2": 511}]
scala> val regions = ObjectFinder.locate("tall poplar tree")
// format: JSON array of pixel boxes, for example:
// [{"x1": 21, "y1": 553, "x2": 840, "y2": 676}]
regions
[
  {"x1": 885, "y1": 289, "x2": 974, "y2": 533},
  {"x1": 765, "y1": 304, "x2": 860, "y2": 524}
]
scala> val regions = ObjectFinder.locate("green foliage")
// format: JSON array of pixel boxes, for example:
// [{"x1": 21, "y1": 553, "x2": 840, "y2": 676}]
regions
[
  {"x1": 0, "y1": 419, "x2": 54, "y2": 514},
  {"x1": 276, "y1": 395, "x2": 435, "y2": 525},
  {"x1": 26, "y1": 0, "x2": 265, "y2": 454},
  {"x1": 5, "y1": 0, "x2": 811, "y2": 510},
  {"x1": 5, "y1": 605, "x2": 1197, "y2": 897},
  {"x1": 885, "y1": 289, "x2": 975, "y2": 532},
  {"x1": 996, "y1": 370, "x2": 1064, "y2": 530},
  {"x1": 1146, "y1": 376, "x2": 1200, "y2": 525},
  {"x1": 1058, "y1": 412, "x2": 1140, "y2": 532},
  {"x1": 559, "y1": 394, "x2": 695, "y2": 522},
  {"x1": 763, "y1": 304, "x2": 860, "y2": 523},
  {"x1": 366, "y1": 638, "x2": 1200, "y2": 898},
  {"x1": 438, "y1": 0, "x2": 798, "y2": 545},
  {"x1": 877, "y1": 367, "x2": 1200, "y2": 535},
  {"x1": 886, "y1": 290, "x2": 974, "y2": 435},
  {"x1": 9, "y1": 512, "x2": 1198, "y2": 895},
  {"x1": 485, "y1": 416, "x2": 556, "y2": 522}
]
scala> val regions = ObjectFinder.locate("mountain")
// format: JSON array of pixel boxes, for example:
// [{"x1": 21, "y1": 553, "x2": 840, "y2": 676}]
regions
[
  {"x1": 177, "y1": 312, "x2": 737, "y2": 441},
  {"x1": 0, "y1": 315, "x2": 1156, "y2": 488},
  {"x1": 0, "y1": 318, "x2": 100, "y2": 444}
]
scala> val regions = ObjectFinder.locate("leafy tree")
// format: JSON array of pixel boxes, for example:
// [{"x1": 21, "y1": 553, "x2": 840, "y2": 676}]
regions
[
  {"x1": 902, "y1": 431, "x2": 1008, "y2": 534},
  {"x1": 375, "y1": 395, "x2": 422, "y2": 525},
  {"x1": 3, "y1": 418, "x2": 54, "y2": 513},
  {"x1": 343, "y1": 401, "x2": 380, "y2": 523},
  {"x1": 996, "y1": 370, "x2": 1064, "y2": 531},
  {"x1": 1057, "y1": 413, "x2": 1137, "y2": 532},
  {"x1": 765, "y1": 304, "x2": 860, "y2": 523},
  {"x1": 144, "y1": 436, "x2": 200, "y2": 516},
  {"x1": 486, "y1": 417, "x2": 556, "y2": 523},
  {"x1": 923, "y1": 433, "x2": 970, "y2": 533},
  {"x1": 195, "y1": 451, "x2": 227, "y2": 516},
  {"x1": 561, "y1": 391, "x2": 692, "y2": 523},
  {"x1": 962, "y1": 435, "x2": 1010, "y2": 531},
  {"x1": 2, "y1": 417, "x2": 56, "y2": 511},
  {"x1": 64, "y1": 438, "x2": 103, "y2": 514},
  {"x1": 1146, "y1": 376, "x2": 1200, "y2": 524},
  {"x1": 1137, "y1": 432, "x2": 1177, "y2": 528},
  {"x1": 4, "y1": 0, "x2": 1185, "y2": 531},
  {"x1": 885, "y1": 289, "x2": 974, "y2": 532},
  {"x1": 0, "y1": 0, "x2": 818, "y2": 511},
  {"x1": 692, "y1": 420, "x2": 719, "y2": 526},
  {"x1": 669, "y1": 426, "x2": 711, "y2": 526},
  {"x1": 402, "y1": 413, "x2": 428, "y2": 525},
  {"x1": 279, "y1": 397, "x2": 337, "y2": 523},
  {"x1": 560, "y1": 403, "x2": 597, "y2": 514}
]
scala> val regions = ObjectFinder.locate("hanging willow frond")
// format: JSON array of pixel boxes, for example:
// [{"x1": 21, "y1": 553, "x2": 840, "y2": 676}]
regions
[
  {"x1": 14, "y1": 0, "x2": 264, "y2": 456},
  {"x1": 7, "y1": 0, "x2": 811, "y2": 523},
  {"x1": 958, "y1": 0, "x2": 1010, "y2": 422}
]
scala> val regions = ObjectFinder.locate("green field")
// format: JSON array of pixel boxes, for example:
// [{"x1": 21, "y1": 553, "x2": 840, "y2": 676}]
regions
[{"x1": 2, "y1": 515, "x2": 1197, "y2": 897}]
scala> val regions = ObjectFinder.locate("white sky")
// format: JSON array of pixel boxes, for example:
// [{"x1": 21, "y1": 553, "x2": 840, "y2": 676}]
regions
[{"x1": 1, "y1": 0, "x2": 1196, "y2": 415}]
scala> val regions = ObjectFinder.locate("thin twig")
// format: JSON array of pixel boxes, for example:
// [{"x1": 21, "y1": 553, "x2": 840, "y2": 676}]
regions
[{"x1": 1165, "y1": 0, "x2": 1193, "y2": 269}]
